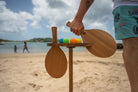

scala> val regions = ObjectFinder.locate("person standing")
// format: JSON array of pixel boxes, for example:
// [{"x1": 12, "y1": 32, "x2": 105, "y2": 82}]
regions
[
  {"x1": 14, "y1": 45, "x2": 17, "y2": 53},
  {"x1": 69, "y1": 0, "x2": 138, "y2": 91}
]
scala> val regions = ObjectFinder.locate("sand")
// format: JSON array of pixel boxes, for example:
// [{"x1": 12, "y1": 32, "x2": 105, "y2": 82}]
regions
[{"x1": 0, "y1": 50, "x2": 130, "y2": 92}]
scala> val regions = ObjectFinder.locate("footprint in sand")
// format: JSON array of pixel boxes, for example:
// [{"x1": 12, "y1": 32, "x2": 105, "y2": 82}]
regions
[
  {"x1": 28, "y1": 83, "x2": 43, "y2": 91},
  {"x1": 29, "y1": 61, "x2": 32, "y2": 63},
  {"x1": 32, "y1": 71, "x2": 40, "y2": 77},
  {"x1": 74, "y1": 77, "x2": 95, "y2": 92},
  {"x1": 5, "y1": 60, "x2": 8, "y2": 62},
  {"x1": 0, "y1": 69, "x2": 7, "y2": 72}
]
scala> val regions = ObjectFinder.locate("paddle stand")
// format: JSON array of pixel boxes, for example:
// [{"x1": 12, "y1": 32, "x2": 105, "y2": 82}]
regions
[
  {"x1": 68, "y1": 46, "x2": 74, "y2": 92},
  {"x1": 47, "y1": 43, "x2": 90, "y2": 92},
  {"x1": 46, "y1": 27, "x2": 91, "y2": 92}
]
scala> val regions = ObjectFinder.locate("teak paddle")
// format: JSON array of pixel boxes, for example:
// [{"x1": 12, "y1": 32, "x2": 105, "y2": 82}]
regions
[
  {"x1": 66, "y1": 21, "x2": 116, "y2": 57},
  {"x1": 45, "y1": 27, "x2": 67, "y2": 78}
]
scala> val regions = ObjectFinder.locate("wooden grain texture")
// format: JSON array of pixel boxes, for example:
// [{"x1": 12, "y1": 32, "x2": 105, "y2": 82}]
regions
[
  {"x1": 45, "y1": 46, "x2": 67, "y2": 78},
  {"x1": 66, "y1": 21, "x2": 116, "y2": 57},
  {"x1": 81, "y1": 29, "x2": 116, "y2": 57},
  {"x1": 47, "y1": 43, "x2": 92, "y2": 47},
  {"x1": 52, "y1": 27, "x2": 57, "y2": 43},
  {"x1": 69, "y1": 48, "x2": 73, "y2": 92},
  {"x1": 45, "y1": 27, "x2": 67, "y2": 78}
]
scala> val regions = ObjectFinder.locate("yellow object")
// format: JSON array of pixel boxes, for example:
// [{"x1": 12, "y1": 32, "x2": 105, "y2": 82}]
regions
[{"x1": 76, "y1": 38, "x2": 81, "y2": 43}]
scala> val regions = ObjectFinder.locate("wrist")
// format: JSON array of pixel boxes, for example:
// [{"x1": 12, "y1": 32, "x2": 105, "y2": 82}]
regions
[{"x1": 74, "y1": 16, "x2": 83, "y2": 22}]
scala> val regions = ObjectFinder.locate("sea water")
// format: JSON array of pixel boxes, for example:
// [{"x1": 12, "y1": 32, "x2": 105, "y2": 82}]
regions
[{"x1": 0, "y1": 42, "x2": 87, "y2": 53}]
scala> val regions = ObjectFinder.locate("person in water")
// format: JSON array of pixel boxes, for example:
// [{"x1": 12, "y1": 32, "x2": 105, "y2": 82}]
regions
[
  {"x1": 14, "y1": 45, "x2": 17, "y2": 53},
  {"x1": 23, "y1": 41, "x2": 29, "y2": 53}
]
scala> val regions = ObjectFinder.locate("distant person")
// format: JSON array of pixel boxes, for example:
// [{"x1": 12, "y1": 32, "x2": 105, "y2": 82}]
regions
[
  {"x1": 14, "y1": 45, "x2": 17, "y2": 53},
  {"x1": 23, "y1": 41, "x2": 29, "y2": 53}
]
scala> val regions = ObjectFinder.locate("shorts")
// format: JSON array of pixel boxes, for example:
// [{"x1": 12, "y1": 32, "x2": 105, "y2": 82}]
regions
[{"x1": 113, "y1": 6, "x2": 138, "y2": 40}]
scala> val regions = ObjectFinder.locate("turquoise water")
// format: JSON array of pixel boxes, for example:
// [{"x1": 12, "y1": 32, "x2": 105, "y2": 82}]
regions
[{"x1": 0, "y1": 42, "x2": 87, "y2": 53}]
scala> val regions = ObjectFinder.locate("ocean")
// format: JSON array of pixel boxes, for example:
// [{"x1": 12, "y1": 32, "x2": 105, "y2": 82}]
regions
[{"x1": 0, "y1": 42, "x2": 87, "y2": 53}]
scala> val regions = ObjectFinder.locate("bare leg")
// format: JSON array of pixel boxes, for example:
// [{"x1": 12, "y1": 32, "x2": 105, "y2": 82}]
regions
[
  {"x1": 23, "y1": 48, "x2": 25, "y2": 53},
  {"x1": 26, "y1": 48, "x2": 29, "y2": 53},
  {"x1": 123, "y1": 37, "x2": 138, "y2": 92}
]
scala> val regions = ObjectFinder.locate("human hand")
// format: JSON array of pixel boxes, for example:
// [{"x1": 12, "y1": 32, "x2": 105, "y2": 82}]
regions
[{"x1": 70, "y1": 20, "x2": 84, "y2": 36}]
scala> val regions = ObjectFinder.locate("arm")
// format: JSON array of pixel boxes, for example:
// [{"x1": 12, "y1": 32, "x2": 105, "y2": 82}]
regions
[{"x1": 70, "y1": 0, "x2": 95, "y2": 35}]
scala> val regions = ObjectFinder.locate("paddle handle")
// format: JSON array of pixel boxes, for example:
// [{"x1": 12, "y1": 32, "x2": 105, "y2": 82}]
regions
[
  {"x1": 66, "y1": 21, "x2": 86, "y2": 35},
  {"x1": 66, "y1": 21, "x2": 71, "y2": 27},
  {"x1": 51, "y1": 27, "x2": 57, "y2": 43}
]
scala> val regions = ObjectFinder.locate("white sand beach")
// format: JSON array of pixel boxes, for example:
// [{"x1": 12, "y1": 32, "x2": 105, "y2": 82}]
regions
[{"x1": 0, "y1": 50, "x2": 130, "y2": 92}]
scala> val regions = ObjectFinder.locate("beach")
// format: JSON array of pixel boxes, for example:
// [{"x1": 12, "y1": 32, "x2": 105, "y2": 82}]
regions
[{"x1": 0, "y1": 50, "x2": 130, "y2": 92}]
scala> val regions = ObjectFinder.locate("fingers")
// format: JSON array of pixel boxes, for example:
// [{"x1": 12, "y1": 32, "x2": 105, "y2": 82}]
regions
[
  {"x1": 77, "y1": 28, "x2": 82, "y2": 35},
  {"x1": 69, "y1": 21, "x2": 84, "y2": 36},
  {"x1": 70, "y1": 27, "x2": 81, "y2": 36}
]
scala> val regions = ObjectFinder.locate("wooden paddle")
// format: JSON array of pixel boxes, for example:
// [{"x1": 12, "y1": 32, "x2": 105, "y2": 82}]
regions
[
  {"x1": 66, "y1": 21, "x2": 116, "y2": 57},
  {"x1": 45, "y1": 27, "x2": 67, "y2": 78}
]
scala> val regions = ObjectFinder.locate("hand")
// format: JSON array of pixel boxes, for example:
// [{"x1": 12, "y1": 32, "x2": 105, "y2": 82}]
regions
[{"x1": 70, "y1": 20, "x2": 84, "y2": 36}]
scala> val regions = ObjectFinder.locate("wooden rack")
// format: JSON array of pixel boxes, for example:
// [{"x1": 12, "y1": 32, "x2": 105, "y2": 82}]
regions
[{"x1": 47, "y1": 43, "x2": 91, "y2": 92}]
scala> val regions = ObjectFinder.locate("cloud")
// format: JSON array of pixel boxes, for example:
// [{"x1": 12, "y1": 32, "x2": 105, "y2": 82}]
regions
[
  {"x1": 84, "y1": 0, "x2": 113, "y2": 28},
  {"x1": 88, "y1": 22, "x2": 108, "y2": 31},
  {"x1": 0, "y1": 0, "x2": 114, "y2": 38},
  {"x1": 31, "y1": 0, "x2": 80, "y2": 31},
  {"x1": 48, "y1": 0, "x2": 68, "y2": 9},
  {"x1": 31, "y1": 0, "x2": 114, "y2": 33},
  {"x1": 0, "y1": 1, "x2": 33, "y2": 33}
]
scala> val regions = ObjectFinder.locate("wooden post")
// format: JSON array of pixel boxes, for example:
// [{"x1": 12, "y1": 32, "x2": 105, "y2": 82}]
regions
[
  {"x1": 69, "y1": 47, "x2": 73, "y2": 92},
  {"x1": 51, "y1": 27, "x2": 57, "y2": 43}
]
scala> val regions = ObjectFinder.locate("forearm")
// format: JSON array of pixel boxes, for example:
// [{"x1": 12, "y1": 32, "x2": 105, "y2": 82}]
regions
[{"x1": 74, "y1": 0, "x2": 95, "y2": 22}]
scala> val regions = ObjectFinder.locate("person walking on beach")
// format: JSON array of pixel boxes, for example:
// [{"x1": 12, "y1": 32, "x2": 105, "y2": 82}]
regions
[
  {"x1": 14, "y1": 45, "x2": 17, "y2": 53},
  {"x1": 23, "y1": 41, "x2": 29, "y2": 53},
  {"x1": 69, "y1": 0, "x2": 138, "y2": 92}
]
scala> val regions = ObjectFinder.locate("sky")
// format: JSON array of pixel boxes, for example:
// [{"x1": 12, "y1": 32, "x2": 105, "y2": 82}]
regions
[{"x1": 0, "y1": 0, "x2": 121, "y2": 42}]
